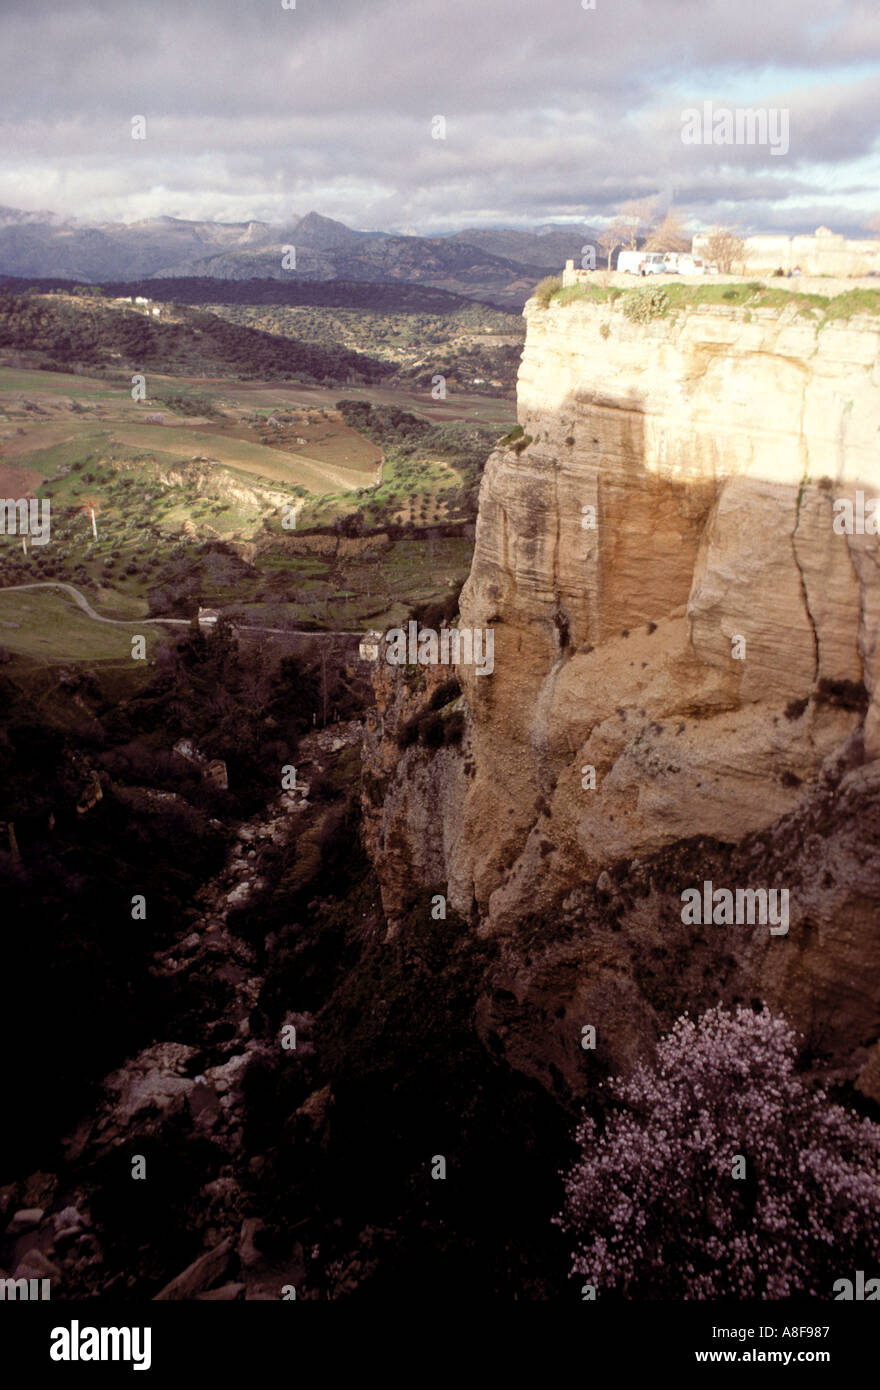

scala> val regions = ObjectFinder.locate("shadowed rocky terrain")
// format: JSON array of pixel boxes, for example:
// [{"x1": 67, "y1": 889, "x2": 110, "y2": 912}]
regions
[{"x1": 3, "y1": 281, "x2": 879, "y2": 1301}]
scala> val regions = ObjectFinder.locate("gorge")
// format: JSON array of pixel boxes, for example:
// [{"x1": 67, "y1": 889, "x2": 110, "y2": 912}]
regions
[{"x1": 4, "y1": 279, "x2": 880, "y2": 1301}]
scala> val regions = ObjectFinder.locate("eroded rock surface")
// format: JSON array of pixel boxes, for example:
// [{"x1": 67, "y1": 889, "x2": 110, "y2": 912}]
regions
[{"x1": 364, "y1": 292, "x2": 880, "y2": 1096}]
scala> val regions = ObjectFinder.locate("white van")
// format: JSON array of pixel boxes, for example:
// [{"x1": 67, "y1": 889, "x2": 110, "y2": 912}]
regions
[
  {"x1": 674, "y1": 254, "x2": 706, "y2": 276},
  {"x1": 617, "y1": 250, "x2": 667, "y2": 275}
]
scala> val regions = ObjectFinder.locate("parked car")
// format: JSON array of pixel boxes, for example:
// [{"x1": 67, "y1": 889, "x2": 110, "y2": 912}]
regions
[{"x1": 616, "y1": 250, "x2": 668, "y2": 275}]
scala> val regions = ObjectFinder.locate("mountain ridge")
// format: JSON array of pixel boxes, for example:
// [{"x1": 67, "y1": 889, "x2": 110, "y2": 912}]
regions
[{"x1": 0, "y1": 206, "x2": 598, "y2": 308}]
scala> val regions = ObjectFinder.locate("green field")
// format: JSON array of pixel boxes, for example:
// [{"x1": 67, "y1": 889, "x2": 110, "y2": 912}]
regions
[
  {"x1": 114, "y1": 424, "x2": 375, "y2": 491},
  {"x1": 0, "y1": 587, "x2": 160, "y2": 664},
  {"x1": 0, "y1": 331, "x2": 496, "y2": 647},
  {"x1": 0, "y1": 367, "x2": 127, "y2": 399}
]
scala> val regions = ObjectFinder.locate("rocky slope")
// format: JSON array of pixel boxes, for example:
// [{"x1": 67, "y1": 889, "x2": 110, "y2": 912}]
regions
[
  {"x1": 365, "y1": 289, "x2": 880, "y2": 1099},
  {"x1": 0, "y1": 725, "x2": 357, "y2": 1299}
]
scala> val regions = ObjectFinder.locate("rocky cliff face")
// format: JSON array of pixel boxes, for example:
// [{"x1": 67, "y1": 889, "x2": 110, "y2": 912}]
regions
[{"x1": 365, "y1": 291, "x2": 880, "y2": 1098}]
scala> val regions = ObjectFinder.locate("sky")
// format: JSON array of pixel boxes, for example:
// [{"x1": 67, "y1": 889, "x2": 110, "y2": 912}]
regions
[{"x1": 1, "y1": 0, "x2": 879, "y2": 237}]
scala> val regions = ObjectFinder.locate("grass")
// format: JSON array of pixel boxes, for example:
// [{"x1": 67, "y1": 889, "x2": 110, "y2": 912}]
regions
[
  {"x1": 0, "y1": 587, "x2": 160, "y2": 664},
  {"x1": 552, "y1": 283, "x2": 613, "y2": 307},
  {"x1": 298, "y1": 450, "x2": 459, "y2": 529},
  {"x1": 817, "y1": 288, "x2": 880, "y2": 323},
  {"x1": 546, "y1": 279, "x2": 880, "y2": 323},
  {"x1": 15, "y1": 430, "x2": 116, "y2": 477},
  {"x1": 0, "y1": 367, "x2": 126, "y2": 399},
  {"x1": 112, "y1": 424, "x2": 372, "y2": 492}
]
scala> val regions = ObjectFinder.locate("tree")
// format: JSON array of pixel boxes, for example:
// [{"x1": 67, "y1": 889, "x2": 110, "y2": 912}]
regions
[
  {"x1": 703, "y1": 225, "x2": 745, "y2": 272},
  {"x1": 617, "y1": 196, "x2": 658, "y2": 249},
  {"x1": 556, "y1": 1004, "x2": 880, "y2": 1298},
  {"x1": 644, "y1": 208, "x2": 691, "y2": 254},
  {"x1": 597, "y1": 220, "x2": 628, "y2": 270},
  {"x1": 78, "y1": 495, "x2": 102, "y2": 540}
]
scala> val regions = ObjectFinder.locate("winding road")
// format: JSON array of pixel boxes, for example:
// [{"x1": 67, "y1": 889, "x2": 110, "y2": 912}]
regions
[{"x1": 0, "y1": 582, "x2": 364, "y2": 638}]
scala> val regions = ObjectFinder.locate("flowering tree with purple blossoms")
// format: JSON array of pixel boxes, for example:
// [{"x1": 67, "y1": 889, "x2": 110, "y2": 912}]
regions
[{"x1": 557, "y1": 1005, "x2": 880, "y2": 1298}]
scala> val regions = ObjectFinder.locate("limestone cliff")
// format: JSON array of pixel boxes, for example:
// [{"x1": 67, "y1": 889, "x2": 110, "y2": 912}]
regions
[{"x1": 364, "y1": 289, "x2": 880, "y2": 1098}]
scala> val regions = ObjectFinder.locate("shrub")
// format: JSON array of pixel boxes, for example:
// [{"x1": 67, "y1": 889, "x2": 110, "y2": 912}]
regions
[
  {"x1": 785, "y1": 696, "x2": 809, "y2": 721},
  {"x1": 443, "y1": 709, "x2": 466, "y2": 745},
  {"x1": 418, "y1": 710, "x2": 445, "y2": 748},
  {"x1": 554, "y1": 284, "x2": 591, "y2": 306},
  {"x1": 428, "y1": 677, "x2": 461, "y2": 710},
  {"x1": 396, "y1": 713, "x2": 421, "y2": 749},
  {"x1": 813, "y1": 677, "x2": 868, "y2": 713},
  {"x1": 599, "y1": 323, "x2": 611, "y2": 340},
  {"x1": 556, "y1": 1004, "x2": 880, "y2": 1298},
  {"x1": 533, "y1": 275, "x2": 562, "y2": 308},
  {"x1": 622, "y1": 288, "x2": 669, "y2": 323}
]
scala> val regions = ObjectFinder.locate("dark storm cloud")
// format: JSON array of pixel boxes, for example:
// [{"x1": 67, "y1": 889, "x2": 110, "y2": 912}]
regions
[{"x1": 1, "y1": 0, "x2": 878, "y2": 233}]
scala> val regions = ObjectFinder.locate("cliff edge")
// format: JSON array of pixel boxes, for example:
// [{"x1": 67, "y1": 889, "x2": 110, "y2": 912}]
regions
[{"x1": 366, "y1": 287, "x2": 880, "y2": 1099}]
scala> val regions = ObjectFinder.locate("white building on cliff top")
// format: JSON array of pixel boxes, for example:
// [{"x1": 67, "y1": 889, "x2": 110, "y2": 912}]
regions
[{"x1": 692, "y1": 226, "x2": 880, "y2": 278}]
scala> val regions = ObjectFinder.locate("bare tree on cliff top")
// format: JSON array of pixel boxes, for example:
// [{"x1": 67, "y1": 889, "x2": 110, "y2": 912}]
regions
[
  {"x1": 703, "y1": 225, "x2": 746, "y2": 272},
  {"x1": 644, "y1": 209, "x2": 691, "y2": 254},
  {"x1": 616, "y1": 196, "x2": 658, "y2": 249},
  {"x1": 597, "y1": 220, "x2": 627, "y2": 269},
  {"x1": 556, "y1": 1004, "x2": 880, "y2": 1298}
]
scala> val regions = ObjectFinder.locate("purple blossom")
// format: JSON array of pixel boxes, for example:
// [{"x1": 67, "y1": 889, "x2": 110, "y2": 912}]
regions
[{"x1": 556, "y1": 1004, "x2": 880, "y2": 1298}]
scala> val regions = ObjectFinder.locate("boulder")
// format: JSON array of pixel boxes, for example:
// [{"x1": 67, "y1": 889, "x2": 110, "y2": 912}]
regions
[
  {"x1": 5, "y1": 1208, "x2": 44, "y2": 1237},
  {"x1": 153, "y1": 1238, "x2": 233, "y2": 1301}
]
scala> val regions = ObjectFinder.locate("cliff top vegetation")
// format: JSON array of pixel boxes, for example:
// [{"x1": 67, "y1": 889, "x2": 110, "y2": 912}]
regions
[{"x1": 534, "y1": 277, "x2": 880, "y2": 325}]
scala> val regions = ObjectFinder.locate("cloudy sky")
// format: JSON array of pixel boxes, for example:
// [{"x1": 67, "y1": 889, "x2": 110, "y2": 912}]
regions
[{"x1": 2, "y1": 0, "x2": 879, "y2": 236}]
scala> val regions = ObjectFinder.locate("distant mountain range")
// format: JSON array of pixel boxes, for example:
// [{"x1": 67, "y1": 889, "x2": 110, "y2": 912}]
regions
[{"x1": 0, "y1": 207, "x2": 598, "y2": 308}]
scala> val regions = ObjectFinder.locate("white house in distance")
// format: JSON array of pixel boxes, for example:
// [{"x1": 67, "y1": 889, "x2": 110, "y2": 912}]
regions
[
  {"x1": 113, "y1": 295, "x2": 160, "y2": 315},
  {"x1": 359, "y1": 629, "x2": 382, "y2": 661},
  {"x1": 692, "y1": 226, "x2": 880, "y2": 277}
]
